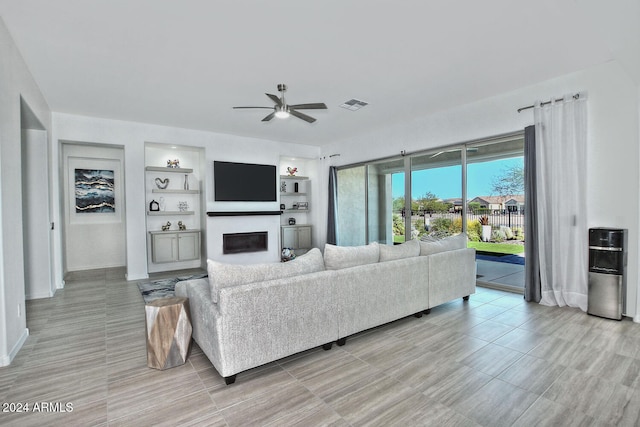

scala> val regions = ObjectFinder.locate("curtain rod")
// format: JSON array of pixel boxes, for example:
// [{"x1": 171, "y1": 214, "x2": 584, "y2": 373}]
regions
[{"x1": 517, "y1": 93, "x2": 581, "y2": 113}]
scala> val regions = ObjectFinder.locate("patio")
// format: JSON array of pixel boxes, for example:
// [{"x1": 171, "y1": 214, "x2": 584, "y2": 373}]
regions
[{"x1": 476, "y1": 258, "x2": 524, "y2": 292}]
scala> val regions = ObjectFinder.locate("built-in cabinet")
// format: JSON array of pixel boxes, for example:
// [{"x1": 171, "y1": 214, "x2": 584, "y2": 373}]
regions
[
  {"x1": 281, "y1": 225, "x2": 312, "y2": 251},
  {"x1": 150, "y1": 231, "x2": 201, "y2": 263},
  {"x1": 145, "y1": 143, "x2": 205, "y2": 273},
  {"x1": 279, "y1": 157, "x2": 316, "y2": 255}
]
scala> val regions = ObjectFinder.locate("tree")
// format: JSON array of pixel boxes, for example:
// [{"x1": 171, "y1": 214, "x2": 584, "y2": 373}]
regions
[
  {"x1": 468, "y1": 201, "x2": 481, "y2": 214},
  {"x1": 415, "y1": 191, "x2": 449, "y2": 213},
  {"x1": 392, "y1": 196, "x2": 405, "y2": 213},
  {"x1": 490, "y1": 164, "x2": 524, "y2": 201}
]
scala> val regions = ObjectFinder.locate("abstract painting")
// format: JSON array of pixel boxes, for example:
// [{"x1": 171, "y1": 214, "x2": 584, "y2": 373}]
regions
[{"x1": 75, "y1": 169, "x2": 115, "y2": 213}]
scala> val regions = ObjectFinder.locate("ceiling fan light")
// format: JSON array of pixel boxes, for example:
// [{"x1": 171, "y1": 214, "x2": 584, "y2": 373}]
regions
[{"x1": 275, "y1": 107, "x2": 290, "y2": 119}]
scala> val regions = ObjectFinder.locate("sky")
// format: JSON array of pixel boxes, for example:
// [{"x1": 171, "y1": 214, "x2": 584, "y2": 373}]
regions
[{"x1": 392, "y1": 157, "x2": 524, "y2": 200}]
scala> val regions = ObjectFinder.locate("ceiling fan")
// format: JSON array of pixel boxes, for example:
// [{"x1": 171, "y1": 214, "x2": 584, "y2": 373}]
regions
[{"x1": 233, "y1": 84, "x2": 327, "y2": 123}]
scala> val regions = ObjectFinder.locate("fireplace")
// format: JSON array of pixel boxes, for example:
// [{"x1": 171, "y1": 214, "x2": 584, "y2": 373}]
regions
[
  {"x1": 223, "y1": 231, "x2": 268, "y2": 254},
  {"x1": 207, "y1": 213, "x2": 280, "y2": 263}
]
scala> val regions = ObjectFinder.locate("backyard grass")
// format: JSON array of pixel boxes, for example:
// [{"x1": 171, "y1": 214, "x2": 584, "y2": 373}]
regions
[
  {"x1": 394, "y1": 235, "x2": 524, "y2": 256},
  {"x1": 467, "y1": 241, "x2": 525, "y2": 255}
]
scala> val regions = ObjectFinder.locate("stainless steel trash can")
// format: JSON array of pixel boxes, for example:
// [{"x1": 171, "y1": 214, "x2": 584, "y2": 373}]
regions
[{"x1": 587, "y1": 228, "x2": 627, "y2": 320}]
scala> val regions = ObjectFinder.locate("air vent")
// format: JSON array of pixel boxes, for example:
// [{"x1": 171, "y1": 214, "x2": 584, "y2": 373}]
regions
[{"x1": 339, "y1": 99, "x2": 368, "y2": 111}]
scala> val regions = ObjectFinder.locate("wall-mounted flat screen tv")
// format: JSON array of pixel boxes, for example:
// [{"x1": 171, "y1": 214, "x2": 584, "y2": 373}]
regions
[{"x1": 214, "y1": 161, "x2": 277, "y2": 202}]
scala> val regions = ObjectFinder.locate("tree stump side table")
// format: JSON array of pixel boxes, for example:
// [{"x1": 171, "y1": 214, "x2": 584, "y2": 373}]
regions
[{"x1": 145, "y1": 297, "x2": 192, "y2": 370}]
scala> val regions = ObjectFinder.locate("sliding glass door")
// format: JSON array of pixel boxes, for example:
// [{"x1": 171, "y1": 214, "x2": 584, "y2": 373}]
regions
[
  {"x1": 334, "y1": 133, "x2": 524, "y2": 257},
  {"x1": 410, "y1": 149, "x2": 463, "y2": 240},
  {"x1": 367, "y1": 159, "x2": 405, "y2": 244}
]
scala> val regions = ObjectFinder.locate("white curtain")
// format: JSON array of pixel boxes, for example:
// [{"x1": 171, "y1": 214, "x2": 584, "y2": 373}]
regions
[{"x1": 535, "y1": 94, "x2": 588, "y2": 310}]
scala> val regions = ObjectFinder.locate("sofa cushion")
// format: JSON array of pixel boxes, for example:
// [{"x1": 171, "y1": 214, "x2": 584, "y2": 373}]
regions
[
  {"x1": 419, "y1": 233, "x2": 467, "y2": 256},
  {"x1": 207, "y1": 248, "x2": 325, "y2": 303},
  {"x1": 379, "y1": 239, "x2": 420, "y2": 262},
  {"x1": 323, "y1": 242, "x2": 379, "y2": 270}
]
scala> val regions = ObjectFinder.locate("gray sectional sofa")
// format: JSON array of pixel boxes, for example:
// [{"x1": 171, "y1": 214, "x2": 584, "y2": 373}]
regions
[{"x1": 175, "y1": 234, "x2": 476, "y2": 384}]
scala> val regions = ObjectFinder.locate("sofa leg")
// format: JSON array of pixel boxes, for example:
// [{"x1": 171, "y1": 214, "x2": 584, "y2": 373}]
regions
[
  {"x1": 463, "y1": 295, "x2": 470, "y2": 301},
  {"x1": 337, "y1": 338, "x2": 347, "y2": 346},
  {"x1": 322, "y1": 343, "x2": 333, "y2": 351},
  {"x1": 423, "y1": 309, "x2": 431, "y2": 315},
  {"x1": 414, "y1": 312, "x2": 423, "y2": 318},
  {"x1": 224, "y1": 375, "x2": 237, "y2": 385}
]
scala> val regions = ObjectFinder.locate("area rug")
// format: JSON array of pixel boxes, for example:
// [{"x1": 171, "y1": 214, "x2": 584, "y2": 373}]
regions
[{"x1": 137, "y1": 273, "x2": 207, "y2": 304}]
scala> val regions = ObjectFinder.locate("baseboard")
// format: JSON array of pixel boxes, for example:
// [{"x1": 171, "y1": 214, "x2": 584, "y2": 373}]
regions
[
  {"x1": 0, "y1": 328, "x2": 29, "y2": 367},
  {"x1": 126, "y1": 273, "x2": 149, "y2": 281},
  {"x1": 476, "y1": 280, "x2": 524, "y2": 294},
  {"x1": 25, "y1": 290, "x2": 55, "y2": 300}
]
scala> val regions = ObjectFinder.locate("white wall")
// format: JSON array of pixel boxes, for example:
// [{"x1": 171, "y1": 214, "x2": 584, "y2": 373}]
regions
[
  {"x1": 51, "y1": 113, "x2": 321, "y2": 281},
  {"x1": 320, "y1": 60, "x2": 640, "y2": 319},
  {"x1": 0, "y1": 18, "x2": 52, "y2": 365}
]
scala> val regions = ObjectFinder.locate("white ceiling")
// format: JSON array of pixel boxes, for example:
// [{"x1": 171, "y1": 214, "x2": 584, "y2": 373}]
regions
[{"x1": 1, "y1": 0, "x2": 637, "y2": 146}]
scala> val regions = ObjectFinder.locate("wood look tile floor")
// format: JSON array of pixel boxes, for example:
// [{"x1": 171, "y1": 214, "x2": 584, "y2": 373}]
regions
[{"x1": 2, "y1": 268, "x2": 640, "y2": 426}]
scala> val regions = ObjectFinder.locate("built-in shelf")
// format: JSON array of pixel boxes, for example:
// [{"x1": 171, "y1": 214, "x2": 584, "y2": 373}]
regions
[
  {"x1": 146, "y1": 166, "x2": 194, "y2": 173},
  {"x1": 152, "y1": 189, "x2": 200, "y2": 194},
  {"x1": 280, "y1": 175, "x2": 309, "y2": 180},
  {"x1": 148, "y1": 211, "x2": 195, "y2": 216},
  {"x1": 149, "y1": 229, "x2": 201, "y2": 235},
  {"x1": 280, "y1": 192, "x2": 308, "y2": 196},
  {"x1": 283, "y1": 209, "x2": 311, "y2": 213}
]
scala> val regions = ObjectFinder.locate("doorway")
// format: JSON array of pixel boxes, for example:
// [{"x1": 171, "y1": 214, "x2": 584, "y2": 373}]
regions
[{"x1": 21, "y1": 98, "x2": 54, "y2": 300}]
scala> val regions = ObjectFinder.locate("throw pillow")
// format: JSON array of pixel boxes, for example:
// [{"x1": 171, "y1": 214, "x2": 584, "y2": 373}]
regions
[
  {"x1": 323, "y1": 242, "x2": 379, "y2": 270},
  {"x1": 419, "y1": 233, "x2": 467, "y2": 256},
  {"x1": 207, "y1": 247, "x2": 325, "y2": 303},
  {"x1": 379, "y1": 239, "x2": 420, "y2": 262}
]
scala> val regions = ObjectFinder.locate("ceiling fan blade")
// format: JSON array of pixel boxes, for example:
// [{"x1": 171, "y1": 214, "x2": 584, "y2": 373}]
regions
[
  {"x1": 262, "y1": 112, "x2": 276, "y2": 122},
  {"x1": 289, "y1": 109, "x2": 316, "y2": 123},
  {"x1": 288, "y1": 103, "x2": 327, "y2": 110},
  {"x1": 233, "y1": 106, "x2": 274, "y2": 109},
  {"x1": 265, "y1": 93, "x2": 282, "y2": 106}
]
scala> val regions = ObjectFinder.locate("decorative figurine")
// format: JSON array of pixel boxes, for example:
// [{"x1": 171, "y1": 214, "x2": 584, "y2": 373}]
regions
[
  {"x1": 167, "y1": 159, "x2": 180, "y2": 168},
  {"x1": 159, "y1": 197, "x2": 166, "y2": 211},
  {"x1": 287, "y1": 166, "x2": 297, "y2": 176},
  {"x1": 178, "y1": 201, "x2": 189, "y2": 212},
  {"x1": 282, "y1": 248, "x2": 296, "y2": 262},
  {"x1": 178, "y1": 221, "x2": 186, "y2": 231},
  {"x1": 280, "y1": 180, "x2": 287, "y2": 193},
  {"x1": 161, "y1": 221, "x2": 171, "y2": 231},
  {"x1": 149, "y1": 200, "x2": 159, "y2": 211},
  {"x1": 155, "y1": 177, "x2": 169, "y2": 189}
]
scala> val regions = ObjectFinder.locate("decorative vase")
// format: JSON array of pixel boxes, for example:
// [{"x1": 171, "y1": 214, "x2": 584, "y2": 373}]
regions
[
  {"x1": 184, "y1": 174, "x2": 189, "y2": 190},
  {"x1": 482, "y1": 225, "x2": 492, "y2": 242},
  {"x1": 294, "y1": 182, "x2": 299, "y2": 193}
]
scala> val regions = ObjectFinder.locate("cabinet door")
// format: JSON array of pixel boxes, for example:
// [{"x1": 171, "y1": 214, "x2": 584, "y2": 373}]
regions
[
  {"x1": 282, "y1": 227, "x2": 297, "y2": 248},
  {"x1": 178, "y1": 232, "x2": 200, "y2": 261},
  {"x1": 152, "y1": 234, "x2": 178, "y2": 263},
  {"x1": 297, "y1": 226, "x2": 312, "y2": 249}
]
